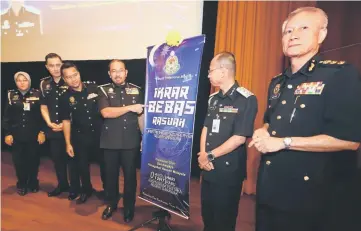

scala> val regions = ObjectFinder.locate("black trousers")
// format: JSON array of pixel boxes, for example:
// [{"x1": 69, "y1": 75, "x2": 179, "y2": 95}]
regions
[
  {"x1": 201, "y1": 179, "x2": 242, "y2": 231},
  {"x1": 256, "y1": 178, "x2": 361, "y2": 231},
  {"x1": 256, "y1": 204, "x2": 324, "y2": 231},
  {"x1": 69, "y1": 140, "x2": 93, "y2": 194},
  {"x1": 104, "y1": 148, "x2": 138, "y2": 208},
  {"x1": 12, "y1": 140, "x2": 40, "y2": 188},
  {"x1": 49, "y1": 138, "x2": 69, "y2": 189}
]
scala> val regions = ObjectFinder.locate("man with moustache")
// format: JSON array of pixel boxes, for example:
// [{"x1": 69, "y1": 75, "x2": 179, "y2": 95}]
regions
[
  {"x1": 249, "y1": 7, "x2": 361, "y2": 231},
  {"x1": 40, "y1": 53, "x2": 70, "y2": 197},
  {"x1": 98, "y1": 59, "x2": 144, "y2": 222},
  {"x1": 59, "y1": 62, "x2": 106, "y2": 204}
]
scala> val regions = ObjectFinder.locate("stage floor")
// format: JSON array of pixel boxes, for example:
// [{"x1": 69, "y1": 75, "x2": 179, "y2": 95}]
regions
[{"x1": 1, "y1": 152, "x2": 256, "y2": 231}]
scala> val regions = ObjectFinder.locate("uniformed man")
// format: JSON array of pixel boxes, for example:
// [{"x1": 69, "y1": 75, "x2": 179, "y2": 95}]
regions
[
  {"x1": 40, "y1": 53, "x2": 71, "y2": 197},
  {"x1": 198, "y1": 52, "x2": 258, "y2": 231},
  {"x1": 98, "y1": 59, "x2": 144, "y2": 222},
  {"x1": 3, "y1": 71, "x2": 45, "y2": 196},
  {"x1": 1, "y1": 0, "x2": 42, "y2": 38},
  {"x1": 59, "y1": 62, "x2": 106, "y2": 204},
  {"x1": 249, "y1": 7, "x2": 361, "y2": 231}
]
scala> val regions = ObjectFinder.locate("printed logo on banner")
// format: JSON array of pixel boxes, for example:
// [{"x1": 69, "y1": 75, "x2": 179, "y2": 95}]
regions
[{"x1": 163, "y1": 51, "x2": 180, "y2": 75}]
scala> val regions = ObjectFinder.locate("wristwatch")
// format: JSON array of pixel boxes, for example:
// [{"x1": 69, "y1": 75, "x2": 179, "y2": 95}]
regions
[
  {"x1": 283, "y1": 137, "x2": 292, "y2": 149},
  {"x1": 207, "y1": 151, "x2": 215, "y2": 162}
]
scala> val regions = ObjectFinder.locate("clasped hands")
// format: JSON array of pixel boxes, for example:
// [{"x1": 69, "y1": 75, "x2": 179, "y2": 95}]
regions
[
  {"x1": 197, "y1": 151, "x2": 214, "y2": 171},
  {"x1": 248, "y1": 128, "x2": 285, "y2": 154}
]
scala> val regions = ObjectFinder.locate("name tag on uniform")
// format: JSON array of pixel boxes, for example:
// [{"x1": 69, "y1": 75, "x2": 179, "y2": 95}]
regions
[
  {"x1": 212, "y1": 119, "x2": 220, "y2": 133},
  {"x1": 125, "y1": 88, "x2": 139, "y2": 95},
  {"x1": 27, "y1": 97, "x2": 39, "y2": 101},
  {"x1": 23, "y1": 102, "x2": 30, "y2": 111},
  {"x1": 219, "y1": 106, "x2": 238, "y2": 113},
  {"x1": 294, "y1": 81, "x2": 325, "y2": 95}
]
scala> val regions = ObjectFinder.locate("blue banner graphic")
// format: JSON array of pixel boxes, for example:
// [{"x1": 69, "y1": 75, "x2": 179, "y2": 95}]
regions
[{"x1": 139, "y1": 35, "x2": 205, "y2": 219}]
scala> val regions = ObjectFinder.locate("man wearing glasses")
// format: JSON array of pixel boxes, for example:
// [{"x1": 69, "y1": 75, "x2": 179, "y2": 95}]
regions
[
  {"x1": 199, "y1": 52, "x2": 258, "y2": 231},
  {"x1": 98, "y1": 59, "x2": 144, "y2": 222}
]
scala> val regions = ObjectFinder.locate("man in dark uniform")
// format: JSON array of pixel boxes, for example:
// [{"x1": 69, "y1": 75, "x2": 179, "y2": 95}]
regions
[
  {"x1": 3, "y1": 71, "x2": 46, "y2": 195},
  {"x1": 59, "y1": 62, "x2": 106, "y2": 204},
  {"x1": 198, "y1": 52, "x2": 258, "y2": 231},
  {"x1": 98, "y1": 60, "x2": 144, "y2": 222},
  {"x1": 40, "y1": 53, "x2": 71, "y2": 197},
  {"x1": 249, "y1": 7, "x2": 361, "y2": 231},
  {"x1": 1, "y1": 0, "x2": 42, "y2": 38}
]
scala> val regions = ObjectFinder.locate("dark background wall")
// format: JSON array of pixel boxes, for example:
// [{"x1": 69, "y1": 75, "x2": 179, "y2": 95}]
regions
[{"x1": 0, "y1": 1, "x2": 218, "y2": 178}]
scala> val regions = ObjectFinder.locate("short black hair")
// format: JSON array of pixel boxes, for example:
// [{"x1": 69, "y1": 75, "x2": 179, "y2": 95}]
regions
[
  {"x1": 45, "y1": 53, "x2": 63, "y2": 64},
  {"x1": 108, "y1": 59, "x2": 126, "y2": 71},
  {"x1": 60, "y1": 62, "x2": 79, "y2": 75}
]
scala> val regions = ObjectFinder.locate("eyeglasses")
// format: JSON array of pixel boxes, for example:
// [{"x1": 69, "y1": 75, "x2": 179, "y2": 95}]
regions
[
  {"x1": 110, "y1": 69, "x2": 126, "y2": 75},
  {"x1": 208, "y1": 67, "x2": 222, "y2": 74}
]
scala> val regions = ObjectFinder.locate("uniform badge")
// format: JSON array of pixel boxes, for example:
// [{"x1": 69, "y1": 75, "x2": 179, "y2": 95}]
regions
[
  {"x1": 270, "y1": 84, "x2": 281, "y2": 99},
  {"x1": 87, "y1": 93, "x2": 98, "y2": 99},
  {"x1": 45, "y1": 84, "x2": 51, "y2": 90},
  {"x1": 69, "y1": 96, "x2": 77, "y2": 105},
  {"x1": 125, "y1": 88, "x2": 139, "y2": 95},
  {"x1": 60, "y1": 86, "x2": 68, "y2": 89},
  {"x1": 294, "y1": 81, "x2": 325, "y2": 95},
  {"x1": 163, "y1": 51, "x2": 180, "y2": 75},
  {"x1": 12, "y1": 95, "x2": 19, "y2": 100},
  {"x1": 108, "y1": 88, "x2": 114, "y2": 94}
]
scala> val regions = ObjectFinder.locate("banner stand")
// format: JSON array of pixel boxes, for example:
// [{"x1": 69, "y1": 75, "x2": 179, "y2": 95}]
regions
[
  {"x1": 129, "y1": 34, "x2": 206, "y2": 231},
  {"x1": 128, "y1": 209, "x2": 172, "y2": 231}
]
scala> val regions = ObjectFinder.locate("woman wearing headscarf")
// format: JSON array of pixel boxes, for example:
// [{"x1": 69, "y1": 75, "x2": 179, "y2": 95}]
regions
[{"x1": 3, "y1": 71, "x2": 46, "y2": 196}]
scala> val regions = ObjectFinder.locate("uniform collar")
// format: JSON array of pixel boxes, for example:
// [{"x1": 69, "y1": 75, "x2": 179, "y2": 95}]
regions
[
  {"x1": 217, "y1": 82, "x2": 239, "y2": 101},
  {"x1": 50, "y1": 76, "x2": 65, "y2": 86},
  {"x1": 284, "y1": 55, "x2": 321, "y2": 78},
  {"x1": 112, "y1": 82, "x2": 127, "y2": 89},
  {"x1": 69, "y1": 83, "x2": 86, "y2": 93}
]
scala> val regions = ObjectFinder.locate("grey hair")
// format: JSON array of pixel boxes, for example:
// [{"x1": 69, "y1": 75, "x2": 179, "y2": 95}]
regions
[{"x1": 282, "y1": 7, "x2": 328, "y2": 33}]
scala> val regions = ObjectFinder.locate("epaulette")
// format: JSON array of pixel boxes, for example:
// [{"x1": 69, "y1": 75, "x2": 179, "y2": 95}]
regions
[
  {"x1": 319, "y1": 60, "x2": 346, "y2": 67},
  {"x1": 84, "y1": 81, "x2": 96, "y2": 84},
  {"x1": 272, "y1": 73, "x2": 282, "y2": 79},
  {"x1": 129, "y1": 83, "x2": 141, "y2": 88},
  {"x1": 208, "y1": 91, "x2": 218, "y2": 106},
  {"x1": 209, "y1": 91, "x2": 218, "y2": 98},
  {"x1": 237, "y1": 87, "x2": 254, "y2": 98},
  {"x1": 97, "y1": 83, "x2": 111, "y2": 88},
  {"x1": 7, "y1": 90, "x2": 16, "y2": 105},
  {"x1": 40, "y1": 76, "x2": 51, "y2": 81}
]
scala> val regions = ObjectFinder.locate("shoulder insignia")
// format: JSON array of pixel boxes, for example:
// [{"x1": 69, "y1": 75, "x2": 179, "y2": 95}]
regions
[
  {"x1": 84, "y1": 81, "x2": 96, "y2": 84},
  {"x1": 208, "y1": 91, "x2": 218, "y2": 106},
  {"x1": 40, "y1": 76, "x2": 51, "y2": 81},
  {"x1": 98, "y1": 83, "x2": 111, "y2": 88},
  {"x1": 209, "y1": 91, "x2": 218, "y2": 98},
  {"x1": 237, "y1": 87, "x2": 254, "y2": 98},
  {"x1": 129, "y1": 83, "x2": 141, "y2": 88},
  {"x1": 319, "y1": 60, "x2": 346, "y2": 66},
  {"x1": 7, "y1": 90, "x2": 16, "y2": 105},
  {"x1": 273, "y1": 73, "x2": 282, "y2": 79}
]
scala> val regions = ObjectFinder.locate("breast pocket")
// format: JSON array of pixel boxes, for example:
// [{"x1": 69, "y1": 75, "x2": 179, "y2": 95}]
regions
[{"x1": 108, "y1": 93, "x2": 120, "y2": 106}]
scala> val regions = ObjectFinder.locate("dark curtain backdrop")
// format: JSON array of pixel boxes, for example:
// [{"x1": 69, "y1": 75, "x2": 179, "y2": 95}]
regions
[{"x1": 0, "y1": 1, "x2": 218, "y2": 178}]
